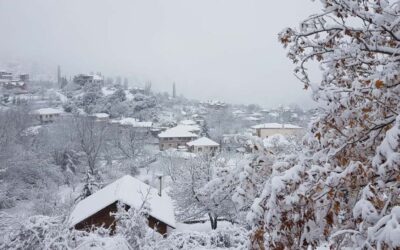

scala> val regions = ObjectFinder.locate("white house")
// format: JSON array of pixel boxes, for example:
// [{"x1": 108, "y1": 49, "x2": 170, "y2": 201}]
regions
[
  {"x1": 33, "y1": 108, "x2": 64, "y2": 123},
  {"x1": 252, "y1": 123, "x2": 303, "y2": 138},
  {"x1": 90, "y1": 113, "x2": 110, "y2": 122},
  {"x1": 187, "y1": 137, "x2": 220, "y2": 155},
  {"x1": 158, "y1": 125, "x2": 199, "y2": 151},
  {"x1": 69, "y1": 175, "x2": 176, "y2": 235}
]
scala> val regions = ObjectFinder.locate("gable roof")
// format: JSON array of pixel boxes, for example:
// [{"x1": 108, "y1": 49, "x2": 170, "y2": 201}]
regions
[
  {"x1": 158, "y1": 125, "x2": 199, "y2": 138},
  {"x1": 34, "y1": 108, "x2": 64, "y2": 115},
  {"x1": 69, "y1": 175, "x2": 176, "y2": 228},
  {"x1": 187, "y1": 137, "x2": 219, "y2": 147},
  {"x1": 251, "y1": 123, "x2": 302, "y2": 129}
]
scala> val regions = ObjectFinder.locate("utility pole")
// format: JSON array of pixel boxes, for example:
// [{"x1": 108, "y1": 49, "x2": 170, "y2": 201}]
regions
[{"x1": 172, "y1": 82, "x2": 176, "y2": 98}]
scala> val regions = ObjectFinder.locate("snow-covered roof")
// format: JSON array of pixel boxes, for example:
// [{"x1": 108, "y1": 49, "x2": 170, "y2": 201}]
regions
[
  {"x1": 179, "y1": 119, "x2": 197, "y2": 126},
  {"x1": 176, "y1": 124, "x2": 201, "y2": 132},
  {"x1": 34, "y1": 108, "x2": 64, "y2": 115},
  {"x1": 244, "y1": 116, "x2": 261, "y2": 121},
  {"x1": 187, "y1": 137, "x2": 219, "y2": 147},
  {"x1": 111, "y1": 117, "x2": 153, "y2": 128},
  {"x1": 158, "y1": 125, "x2": 199, "y2": 138},
  {"x1": 252, "y1": 123, "x2": 302, "y2": 129},
  {"x1": 69, "y1": 175, "x2": 176, "y2": 228},
  {"x1": 89, "y1": 74, "x2": 103, "y2": 81},
  {"x1": 101, "y1": 87, "x2": 116, "y2": 96},
  {"x1": 91, "y1": 113, "x2": 110, "y2": 119}
]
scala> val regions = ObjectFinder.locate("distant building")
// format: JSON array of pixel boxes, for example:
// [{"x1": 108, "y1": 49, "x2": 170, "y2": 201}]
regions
[
  {"x1": 73, "y1": 74, "x2": 104, "y2": 86},
  {"x1": 158, "y1": 125, "x2": 199, "y2": 151},
  {"x1": 0, "y1": 71, "x2": 13, "y2": 80},
  {"x1": 0, "y1": 71, "x2": 29, "y2": 90},
  {"x1": 33, "y1": 108, "x2": 63, "y2": 123},
  {"x1": 110, "y1": 117, "x2": 153, "y2": 132},
  {"x1": 252, "y1": 123, "x2": 303, "y2": 138},
  {"x1": 187, "y1": 137, "x2": 219, "y2": 155},
  {"x1": 90, "y1": 113, "x2": 110, "y2": 122},
  {"x1": 202, "y1": 100, "x2": 227, "y2": 110},
  {"x1": 69, "y1": 175, "x2": 176, "y2": 235}
]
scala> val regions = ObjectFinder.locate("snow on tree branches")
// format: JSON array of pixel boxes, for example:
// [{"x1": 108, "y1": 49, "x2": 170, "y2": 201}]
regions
[{"x1": 246, "y1": 0, "x2": 400, "y2": 249}]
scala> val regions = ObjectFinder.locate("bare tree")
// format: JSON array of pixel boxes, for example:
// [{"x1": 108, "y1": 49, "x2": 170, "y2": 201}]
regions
[{"x1": 73, "y1": 116, "x2": 107, "y2": 177}]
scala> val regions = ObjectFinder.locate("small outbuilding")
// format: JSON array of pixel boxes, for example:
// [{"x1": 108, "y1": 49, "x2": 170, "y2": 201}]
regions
[
  {"x1": 33, "y1": 108, "x2": 64, "y2": 123},
  {"x1": 69, "y1": 175, "x2": 176, "y2": 235},
  {"x1": 187, "y1": 137, "x2": 220, "y2": 155}
]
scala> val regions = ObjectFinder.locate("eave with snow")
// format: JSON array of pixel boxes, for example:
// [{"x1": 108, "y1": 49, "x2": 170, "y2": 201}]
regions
[
  {"x1": 187, "y1": 137, "x2": 220, "y2": 155},
  {"x1": 69, "y1": 175, "x2": 176, "y2": 235},
  {"x1": 90, "y1": 113, "x2": 110, "y2": 122}
]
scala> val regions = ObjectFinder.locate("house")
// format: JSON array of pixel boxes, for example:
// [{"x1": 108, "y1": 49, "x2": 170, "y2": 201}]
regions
[
  {"x1": 187, "y1": 137, "x2": 220, "y2": 155},
  {"x1": 252, "y1": 123, "x2": 303, "y2": 138},
  {"x1": 73, "y1": 74, "x2": 104, "y2": 86},
  {"x1": 33, "y1": 108, "x2": 63, "y2": 123},
  {"x1": 158, "y1": 125, "x2": 199, "y2": 151},
  {"x1": 0, "y1": 72, "x2": 29, "y2": 90},
  {"x1": 0, "y1": 71, "x2": 13, "y2": 80},
  {"x1": 90, "y1": 113, "x2": 110, "y2": 122},
  {"x1": 69, "y1": 175, "x2": 176, "y2": 235}
]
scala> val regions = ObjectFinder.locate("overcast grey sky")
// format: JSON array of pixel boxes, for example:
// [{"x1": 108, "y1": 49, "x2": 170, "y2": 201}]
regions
[{"x1": 0, "y1": 0, "x2": 320, "y2": 108}]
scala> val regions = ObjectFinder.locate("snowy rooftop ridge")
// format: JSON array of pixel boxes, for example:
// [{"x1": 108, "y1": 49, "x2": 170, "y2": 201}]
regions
[
  {"x1": 252, "y1": 123, "x2": 302, "y2": 129},
  {"x1": 158, "y1": 125, "x2": 200, "y2": 138},
  {"x1": 69, "y1": 175, "x2": 176, "y2": 228},
  {"x1": 111, "y1": 117, "x2": 153, "y2": 128},
  {"x1": 187, "y1": 137, "x2": 219, "y2": 147},
  {"x1": 91, "y1": 113, "x2": 110, "y2": 119},
  {"x1": 33, "y1": 108, "x2": 64, "y2": 115}
]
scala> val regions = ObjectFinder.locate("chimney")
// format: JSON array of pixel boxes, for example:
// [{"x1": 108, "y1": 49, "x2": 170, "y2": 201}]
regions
[{"x1": 157, "y1": 175, "x2": 162, "y2": 197}]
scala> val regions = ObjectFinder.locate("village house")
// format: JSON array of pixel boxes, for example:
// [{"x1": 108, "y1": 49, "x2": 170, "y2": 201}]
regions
[
  {"x1": 187, "y1": 137, "x2": 220, "y2": 155},
  {"x1": 73, "y1": 73, "x2": 104, "y2": 86},
  {"x1": 0, "y1": 71, "x2": 29, "y2": 91},
  {"x1": 69, "y1": 175, "x2": 176, "y2": 235},
  {"x1": 33, "y1": 108, "x2": 64, "y2": 123},
  {"x1": 90, "y1": 113, "x2": 110, "y2": 122},
  {"x1": 252, "y1": 123, "x2": 303, "y2": 138},
  {"x1": 158, "y1": 125, "x2": 199, "y2": 151}
]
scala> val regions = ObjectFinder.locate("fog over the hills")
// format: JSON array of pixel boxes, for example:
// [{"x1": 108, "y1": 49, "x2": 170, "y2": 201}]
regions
[{"x1": 0, "y1": 0, "x2": 321, "y2": 108}]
